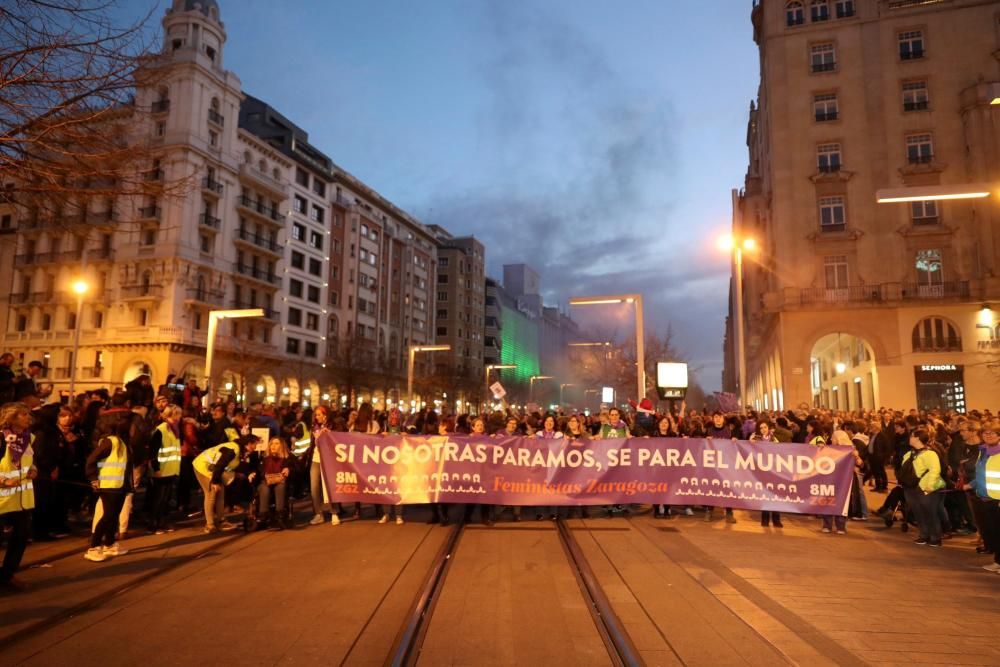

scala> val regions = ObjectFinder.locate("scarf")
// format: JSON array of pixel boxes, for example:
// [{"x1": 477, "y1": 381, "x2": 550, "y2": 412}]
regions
[{"x1": 3, "y1": 429, "x2": 30, "y2": 467}]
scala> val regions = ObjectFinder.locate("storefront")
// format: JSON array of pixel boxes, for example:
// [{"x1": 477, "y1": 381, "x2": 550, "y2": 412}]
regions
[{"x1": 913, "y1": 364, "x2": 966, "y2": 412}]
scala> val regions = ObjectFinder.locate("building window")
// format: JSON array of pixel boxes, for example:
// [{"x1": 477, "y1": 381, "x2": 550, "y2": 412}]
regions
[
  {"x1": 915, "y1": 249, "x2": 943, "y2": 287},
  {"x1": 312, "y1": 180, "x2": 326, "y2": 197},
  {"x1": 911, "y1": 316, "x2": 961, "y2": 352},
  {"x1": 819, "y1": 196, "x2": 846, "y2": 232},
  {"x1": 292, "y1": 223, "x2": 305, "y2": 242},
  {"x1": 810, "y1": 43, "x2": 836, "y2": 73},
  {"x1": 814, "y1": 93, "x2": 839, "y2": 121},
  {"x1": 437, "y1": 309, "x2": 448, "y2": 319},
  {"x1": 287, "y1": 307, "x2": 302, "y2": 326},
  {"x1": 823, "y1": 255, "x2": 849, "y2": 290},
  {"x1": 309, "y1": 231, "x2": 323, "y2": 250},
  {"x1": 834, "y1": 0, "x2": 854, "y2": 18},
  {"x1": 437, "y1": 326, "x2": 448, "y2": 336},
  {"x1": 293, "y1": 195, "x2": 306, "y2": 213},
  {"x1": 289, "y1": 278, "x2": 303, "y2": 298},
  {"x1": 438, "y1": 274, "x2": 448, "y2": 284},
  {"x1": 306, "y1": 312, "x2": 319, "y2": 330},
  {"x1": 291, "y1": 251, "x2": 305, "y2": 270},
  {"x1": 155, "y1": 121, "x2": 165, "y2": 137},
  {"x1": 906, "y1": 133, "x2": 933, "y2": 164},
  {"x1": 310, "y1": 205, "x2": 324, "y2": 223},
  {"x1": 437, "y1": 291, "x2": 447, "y2": 302},
  {"x1": 438, "y1": 257, "x2": 449, "y2": 267},
  {"x1": 142, "y1": 228, "x2": 157, "y2": 246},
  {"x1": 286, "y1": 337, "x2": 300, "y2": 355},
  {"x1": 137, "y1": 309, "x2": 148, "y2": 326},
  {"x1": 786, "y1": 1, "x2": 805, "y2": 26},
  {"x1": 810, "y1": 0, "x2": 829, "y2": 22},
  {"x1": 307, "y1": 285, "x2": 320, "y2": 303},
  {"x1": 308, "y1": 257, "x2": 322, "y2": 276},
  {"x1": 295, "y1": 168, "x2": 309, "y2": 187},
  {"x1": 208, "y1": 130, "x2": 218, "y2": 147},
  {"x1": 200, "y1": 234, "x2": 212, "y2": 253},
  {"x1": 329, "y1": 291, "x2": 338, "y2": 306},
  {"x1": 902, "y1": 81, "x2": 929, "y2": 111},
  {"x1": 898, "y1": 30, "x2": 924, "y2": 60},
  {"x1": 16, "y1": 315, "x2": 27, "y2": 332},
  {"x1": 910, "y1": 200, "x2": 939, "y2": 226},
  {"x1": 304, "y1": 341, "x2": 318, "y2": 358},
  {"x1": 817, "y1": 143, "x2": 842, "y2": 172}
]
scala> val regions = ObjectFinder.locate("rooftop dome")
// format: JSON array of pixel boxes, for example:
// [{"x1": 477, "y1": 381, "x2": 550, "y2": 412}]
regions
[{"x1": 170, "y1": 0, "x2": 220, "y2": 19}]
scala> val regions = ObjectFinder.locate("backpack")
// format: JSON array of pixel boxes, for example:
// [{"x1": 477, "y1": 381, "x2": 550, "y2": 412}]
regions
[{"x1": 897, "y1": 450, "x2": 928, "y2": 489}]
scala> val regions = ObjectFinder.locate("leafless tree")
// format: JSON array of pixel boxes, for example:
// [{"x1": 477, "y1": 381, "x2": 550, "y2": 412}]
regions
[{"x1": 0, "y1": 0, "x2": 188, "y2": 222}]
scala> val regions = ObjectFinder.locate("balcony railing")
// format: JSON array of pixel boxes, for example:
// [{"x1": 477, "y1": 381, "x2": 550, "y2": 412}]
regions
[
  {"x1": 815, "y1": 110, "x2": 839, "y2": 122},
  {"x1": 53, "y1": 367, "x2": 71, "y2": 379},
  {"x1": 798, "y1": 285, "x2": 879, "y2": 306},
  {"x1": 199, "y1": 213, "x2": 221, "y2": 230},
  {"x1": 236, "y1": 195, "x2": 283, "y2": 223},
  {"x1": 151, "y1": 99, "x2": 170, "y2": 113},
  {"x1": 202, "y1": 176, "x2": 223, "y2": 195},
  {"x1": 120, "y1": 284, "x2": 164, "y2": 299},
  {"x1": 138, "y1": 205, "x2": 161, "y2": 219},
  {"x1": 817, "y1": 163, "x2": 841, "y2": 173},
  {"x1": 207, "y1": 108, "x2": 225, "y2": 126},
  {"x1": 811, "y1": 62, "x2": 836, "y2": 73},
  {"x1": 87, "y1": 210, "x2": 116, "y2": 224},
  {"x1": 90, "y1": 246, "x2": 115, "y2": 261},
  {"x1": 81, "y1": 366, "x2": 104, "y2": 379},
  {"x1": 907, "y1": 153, "x2": 933, "y2": 165},
  {"x1": 235, "y1": 228, "x2": 281, "y2": 253},
  {"x1": 901, "y1": 281, "x2": 969, "y2": 300},
  {"x1": 230, "y1": 301, "x2": 279, "y2": 320},
  {"x1": 913, "y1": 337, "x2": 962, "y2": 352},
  {"x1": 903, "y1": 100, "x2": 929, "y2": 112},
  {"x1": 238, "y1": 163, "x2": 288, "y2": 199},
  {"x1": 186, "y1": 288, "x2": 225, "y2": 306},
  {"x1": 234, "y1": 263, "x2": 281, "y2": 286}
]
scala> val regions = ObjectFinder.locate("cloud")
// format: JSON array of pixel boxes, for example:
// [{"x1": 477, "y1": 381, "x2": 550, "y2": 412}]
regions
[{"x1": 413, "y1": 3, "x2": 728, "y2": 390}]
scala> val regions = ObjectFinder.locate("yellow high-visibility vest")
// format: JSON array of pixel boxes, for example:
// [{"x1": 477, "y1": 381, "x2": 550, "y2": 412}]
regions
[
  {"x1": 98, "y1": 436, "x2": 128, "y2": 489},
  {"x1": 291, "y1": 422, "x2": 311, "y2": 456},
  {"x1": 193, "y1": 443, "x2": 240, "y2": 483},
  {"x1": 156, "y1": 422, "x2": 182, "y2": 478},
  {"x1": 986, "y1": 453, "x2": 1000, "y2": 501},
  {"x1": 0, "y1": 434, "x2": 35, "y2": 514}
]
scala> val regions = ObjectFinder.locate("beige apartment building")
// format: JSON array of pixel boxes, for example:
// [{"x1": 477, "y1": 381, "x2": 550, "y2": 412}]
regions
[
  {"x1": 0, "y1": 0, "x2": 438, "y2": 406},
  {"x1": 727, "y1": 0, "x2": 1000, "y2": 413}
]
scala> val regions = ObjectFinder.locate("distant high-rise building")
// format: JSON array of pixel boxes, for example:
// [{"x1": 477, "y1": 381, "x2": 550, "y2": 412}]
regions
[{"x1": 726, "y1": 0, "x2": 1000, "y2": 412}]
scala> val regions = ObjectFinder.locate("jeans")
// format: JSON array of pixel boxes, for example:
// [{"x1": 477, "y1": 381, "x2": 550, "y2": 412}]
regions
[
  {"x1": 148, "y1": 475, "x2": 176, "y2": 530},
  {"x1": 905, "y1": 488, "x2": 943, "y2": 542},
  {"x1": 196, "y1": 472, "x2": 226, "y2": 528},
  {"x1": 310, "y1": 461, "x2": 327, "y2": 516},
  {"x1": 1, "y1": 510, "x2": 30, "y2": 582},
  {"x1": 91, "y1": 491, "x2": 126, "y2": 547},
  {"x1": 822, "y1": 515, "x2": 846, "y2": 531},
  {"x1": 854, "y1": 472, "x2": 868, "y2": 518},
  {"x1": 870, "y1": 457, "x2": 888, "y2": 490},
  {"x1": 761, "y1": 511, "x2": 782, "y2": 526},
  {"x1": 258, "y1": 481, "x2": 287, "y2": 515}
]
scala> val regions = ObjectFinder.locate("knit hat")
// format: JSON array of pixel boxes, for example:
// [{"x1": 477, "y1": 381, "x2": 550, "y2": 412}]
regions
[{"x1": 637, "y1": 398, "x2": 654, "y2": 415}]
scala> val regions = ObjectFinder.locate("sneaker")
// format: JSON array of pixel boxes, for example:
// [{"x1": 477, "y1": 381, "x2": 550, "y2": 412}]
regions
[
  {"x1": 927, "y1": 540, "x2": 942, "y2": 548},
  {"x1": 84, "y1": 547, "x2": 107, "y2": 562},
  {"x1": 395, "y1": 516, "x2": 404, "y2": 525},
  {"x1": 773, "y1": 521, "x2": 784, "y2": 528},
  {"x1": 821, "y1": 527, "x2": 832, "y2": 534},
  {"x1": 330, "y1": 515, "x2": 341, "y2": 526},
  {"x1": 203, "y1": 525, "x2": 218, "y2": 534},
  {"x1": 836, "y1": 529, "x2": 846, "y2": 535},
  {"x1": 219, "y1": 521, "x2": 238, "y2": 531},
  {"x1": 103, "y1": 542, "x2": 128, "y2": 557},
  {"x1": 726, "y1": 514, "x2": 737, "y2": 524},
  {"x1": 982, "y1": 563, "x2": 1000, "y2": 573},
  {"x1": 309, "y1": 514, "x2": 325, "y2": 526},
  {"x1": 914, "y1": 537, "x2": 929, "y2": 545},
  {"x1": 154, "y1": 529, "x2": 166, "y2": 535},
  {"x1": 377, "y1": 515, "x2": 388, "y2": 524}
]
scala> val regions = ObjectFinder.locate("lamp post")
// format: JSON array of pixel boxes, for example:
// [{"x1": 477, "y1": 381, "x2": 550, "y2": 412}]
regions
[
  {"x1": 407, "y1": 344, "x2": 450, "y2": 410},
  {"x1": 205, "y1": 308, "x2": 264, "y2": 402},
  {"x1": 718, "y1": 233, "x2": 756, "y2": 409},
  {"x1": 569, "y1": 295, "x2": 645, "y2": 402},
  {"x1": 68, "y1": 278, "x2": 89, "y2": 397},
  {"x1": 529, "y1": 375, "x2": 552, "y2": 404},
  {"x1": 559, "y1": 383, "x2": 576, "y2": 407},
  {"x1": 484, "y1": 364, "x2": 516, "y2": 413}
]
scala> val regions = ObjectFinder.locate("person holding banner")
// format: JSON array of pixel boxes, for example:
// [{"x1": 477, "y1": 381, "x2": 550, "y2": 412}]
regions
[
  {"x1": 705, "y1": 412, "x2": 737, "y2": 524},
  {"x1": 463, "y1": 416, "x2": 494, "y2": 526},
  {"x1": 751, "y1": 421, "x2": 783, "y2": 528},
  {"x1": 428, "y1": 416, "x2": 456, "y2": 526},
  {"x1": 492, "y1": 417, "x2": 523, "y2": 522},
  {"x1": 534, "y1": 414, "x2": 564, "y2": 521},
  {"x1": 308, "y1": 406, "x2": 339, "y2": 526}
]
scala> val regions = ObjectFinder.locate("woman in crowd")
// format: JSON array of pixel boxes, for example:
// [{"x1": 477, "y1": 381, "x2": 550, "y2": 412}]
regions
[
  {"x1": 428, "y1": 416, "x2": 456, "y2": 526},
  {"x1": 0, "y1": 402, "x2": 38, "y2": 591},
  {"x1": 534, "y1": 414, "x2": 563, "y2": 520},
  {"x1": 84, "y1": 412, "x2": 132, "y2": 562},
  {"x1": 650, "y1": 415, "x2": 677, "y2": 518},
  {"x1": 901, "y1": 428, "x2": 946, "y2": 547},
  {"x1": 255, "y1": 437, "x2": 291, "y2": 530},
  {"x1": 560, "y1": 414, "x2": 590, "y2": 519},
  {"x1": 308, "y1": 405, "x2": 340, "y2": 526},
  {"x1": 148, "y1": 404, "x2": 183, "y2": 534},
  {"x1": 751, "y1": 421, "x2": 783, "y2": 528}
]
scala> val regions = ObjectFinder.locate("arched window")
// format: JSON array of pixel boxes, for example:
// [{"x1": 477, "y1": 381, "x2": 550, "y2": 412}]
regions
[
  {"x1": 786, "y1": 1, "x2": 805, "y2": 26},
  {"x1": 272, "y1": 167, "x2": 281, "y2": 180},
  {"x1": 243, "y1": 151, "x2": 251, "y2": 164},
  {"x1": 811, "y1": 0, "x2": 830, "y2": 22},
  {"x1": 210, "y1": 97, "x2": 220, "y2": 111},
  {"x1": 258, "y1": 159, "x2": 266, "y2": 173},
  {"x1": 912, "y1": 316, "x2": 962, "y2": 352}
]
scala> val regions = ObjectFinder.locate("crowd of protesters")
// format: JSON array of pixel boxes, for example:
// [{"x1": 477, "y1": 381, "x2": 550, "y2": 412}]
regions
[{"x1": 1, "y1": 356, "x2": 999, "y2": 593}]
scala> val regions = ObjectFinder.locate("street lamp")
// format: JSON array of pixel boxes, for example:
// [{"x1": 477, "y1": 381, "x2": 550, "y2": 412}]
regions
[
  {"x1": 407, "y1": 344, "x2": 450, "y2": 409},
  {"x1": 875, "y1": 184, "x2": 992, "y2": 203},
  {"x1": 570, "y1": 294, "x2": 645, "y2": 402},
  {"x1": 529, "y1": 375, "x2": 552, "y2": 404},
  {"x1": 68, "y1": 278, "x2": 89, "y2": 397},
  {"x1": 718, "y1": 234, "x2": 757, "y2": 409},
  {"x1": 559, "y1": 383, "x2": 576, "y2": 406},
  {"x1": 484, "y1": 364, "x2": 516, "y2": 413},
  {"x1": 205, "y1": 308, "x2": 264, "y2": 401}
]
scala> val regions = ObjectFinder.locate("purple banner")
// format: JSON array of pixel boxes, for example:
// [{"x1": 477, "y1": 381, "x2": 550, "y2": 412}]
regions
[{"x1": 317, "y1": 433, "x2": 855, "y2": 515}]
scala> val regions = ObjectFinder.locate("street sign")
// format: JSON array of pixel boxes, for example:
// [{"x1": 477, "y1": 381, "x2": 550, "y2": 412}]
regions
[
  {"x1": 490, "y1": 381, "x2": 506, "y2": 399},
  {"x1": 656, "y1": 362, "x2": 688, "y2": 399}
]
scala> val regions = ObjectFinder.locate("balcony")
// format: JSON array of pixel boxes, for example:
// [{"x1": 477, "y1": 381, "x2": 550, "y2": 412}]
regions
[
  {"x1": 202, "y1": 176, "x2": 223, "y2": 196},
  {"x1": 151, "y1": 99, "x2": 170, "y2": 114},
  {"x1": 332, "y1": 193, "x2": 354, "y2": 209},
  {"x1": 207, "y1": 108, "x2": 225, "y2": 126},
  {"x1": 199, "y1": 213, "x2": 221, "y2": 230},
  {"x1": 185, "y1": 287, "x2": 225, "y2": 307},
  {"x1": 87, "y1": 210, "x2": 117, "y2": 225},
  {"x1": 233, "y1": 263, "x2": 281, "y2": 286},
  {"x1": 234, "y1": 228, "x2": 282, "y2": 256},
  {"x1": 913, "y1": 337, "x2": 962, "y2": 353},
  {"x1": 815, "y1": 110, "x2": 839, "y2": 122},
  {"x1": 120, "y1": 284, "x2": 164, "y2": 300},
  {"x1": 236, "y1": 195, "x2": 284, "y2": 224},
  {"x1": 900, "y1": 48, "x2": 924, "y2": 61},
  {"x1": 138, "y1": 205, "x2": 161, "y2": 220},
  {"x1": 230, "y1": 300, "x2": 279, "y2": 321},
  {"x1": 811, "y1": 62, "x2": 836, "y2": 74},
  {"x1": 903, "y1": 100, "x2": 929, "y2": 112},
  {"x1": 901, "y1": 281, "x2": 969, "y2": 300},
  {"x1": 238, "y1": 163, "x2": 288, "y2": 200},
  {"x1": 9, "y1": 292, "x2": 59, "y2": 305},
  {"x1": 817, "y1": 163, "x2": 841, "y2": 173},
  {"x1": 798, "y1": 286, "x2": 881, "y2": 306},
  {"x1": 81, "y1": 366, "x2": 105, "y2": 379},
  {"x1": 53, "y1": 367, "x2": 71, "y2": 379},
  {"x1": 907, "y1": 153, "x2": 934, "y2": 165}
]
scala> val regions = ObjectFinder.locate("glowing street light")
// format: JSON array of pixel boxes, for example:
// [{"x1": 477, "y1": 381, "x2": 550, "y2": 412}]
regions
[
  {"x1": 720, "y1": 215, "x2": 758, "y2": 408},
  {"x1": 875, "y1": 184, "x2": 992, "y2": 203},
  {"x1": 570, "y1": 294, "x2": 645, "y2": 402},
  {"x1": 68, "y1": 278, "x2": 89, "y2": 397}
]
